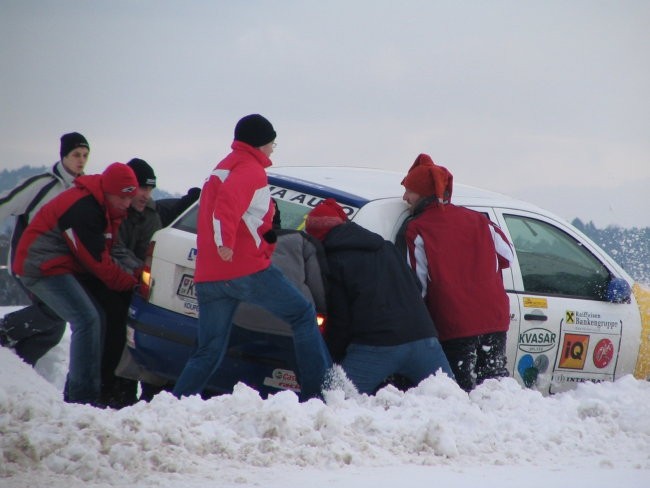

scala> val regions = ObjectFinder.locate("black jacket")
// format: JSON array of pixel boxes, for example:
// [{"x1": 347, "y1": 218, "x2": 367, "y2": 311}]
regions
[{"x1": 322, "y1": 221, "x2": 438, "y2": 362}]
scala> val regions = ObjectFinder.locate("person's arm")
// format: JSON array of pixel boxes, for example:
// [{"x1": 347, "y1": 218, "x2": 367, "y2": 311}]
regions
[
  {"x1": 0, "y1": 174, "x2": 52, "y2": 223},
  {"x1": 211, "y1": 165, "x2": 263, "y2": 254},
  {"x1": 301, "y1": 236, "x2": 327, "y2": 313},
  {"x1": 156, "y1": 187, "x2": 201, "y2": 227},
  {"x1": 59, "y1": 198, "x2": 138, "y2": 291},
  {"x1": 170, "y1": 188, "x2": 200, "y2": 226},
  {"x1": 111, "y1": 243, "x2": 144, "y2": 275},
  {"x1": 489, "y1": 221, "x2": 514, "y2": 270},
  {"x1": 404, "y1": 223, "x2": 429, "y2": 297},
  {"x1": 323, "y1": 262, "x2": 352, "y2": 363}
]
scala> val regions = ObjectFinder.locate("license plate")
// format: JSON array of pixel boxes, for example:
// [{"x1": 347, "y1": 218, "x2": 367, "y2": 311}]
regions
[{"x1": 177, "y1": 274, "x2": 197, "y2": 300}]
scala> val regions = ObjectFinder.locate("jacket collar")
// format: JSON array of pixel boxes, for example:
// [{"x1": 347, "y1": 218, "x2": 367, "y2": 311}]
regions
[
  {"x1": 411, "y1": 194, "x2": 442, "y2": 217},
  {"x1": 231, "y1": 140, "x2": 272, "y2": 168},
  {"x1": 52, "y1": 161, "x2": 79, "y2": 188}
]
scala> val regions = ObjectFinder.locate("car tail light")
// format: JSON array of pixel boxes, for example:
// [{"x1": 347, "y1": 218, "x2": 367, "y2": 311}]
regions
[
  {"x1": 316, "y1": 313, "x2": 327, "y2": 334},
  {"x1": 138, "y1": 240, "x2": 156, "y2": 301}
]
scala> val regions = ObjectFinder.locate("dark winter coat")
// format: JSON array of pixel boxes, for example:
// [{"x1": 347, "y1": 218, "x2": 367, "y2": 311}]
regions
[
  {"x1": 118, "y1": 199, "x2": 162, "y2": 261},
  {"x1": 322, "y1": 221, "x2": 438, "y2": 362},
  {"x1": 233, "y1": 229, "x2": 328, "y2": 335}
]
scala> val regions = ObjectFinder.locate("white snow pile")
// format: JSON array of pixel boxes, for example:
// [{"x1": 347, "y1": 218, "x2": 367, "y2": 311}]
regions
[{"x1": 1, "y1": 344, "x2": 650, "y2": 487}]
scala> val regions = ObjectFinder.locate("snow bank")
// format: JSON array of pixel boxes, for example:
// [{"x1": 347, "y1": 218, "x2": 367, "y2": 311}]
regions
[{"x1": 1, "y1": 343, "x2": 649, "y2": 487}]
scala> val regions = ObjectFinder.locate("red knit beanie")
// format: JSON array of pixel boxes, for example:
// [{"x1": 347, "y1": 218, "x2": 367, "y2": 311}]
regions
[
  {"x1": 101, "y1": 162, "x2": 138, "y2": 197},
  {"x1": 401, "y1": 153, "x2": 454, "y2": 204},
  {"x1": 305, "y1": 198, "x2": 348, "y2": 241}
]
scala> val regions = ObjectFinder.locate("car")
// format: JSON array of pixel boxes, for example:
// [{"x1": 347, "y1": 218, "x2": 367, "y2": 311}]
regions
[{"x1": 125, "y1": 166, "x2": 650, "y2": 397}]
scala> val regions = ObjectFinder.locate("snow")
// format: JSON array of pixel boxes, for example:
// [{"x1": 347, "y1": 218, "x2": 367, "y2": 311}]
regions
[{"x1": 1, "y1": 306, "x2": 649, "y2": 488}]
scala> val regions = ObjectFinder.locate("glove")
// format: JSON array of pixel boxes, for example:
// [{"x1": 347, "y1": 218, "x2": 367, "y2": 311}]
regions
[{"x1": 262, "y1": 230, "x2": 277, "y2": 244}]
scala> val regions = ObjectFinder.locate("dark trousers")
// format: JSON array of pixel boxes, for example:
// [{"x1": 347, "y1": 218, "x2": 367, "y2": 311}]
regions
[
  {"x1": 79, "y1": 276, "x2": 138, "y2": 408},
  {"x1": 3, "y1": 277, "x2": 66, "y2": 365},
  {"x1": 441, "y1": 331, "x2": 509, "y2": 392}
]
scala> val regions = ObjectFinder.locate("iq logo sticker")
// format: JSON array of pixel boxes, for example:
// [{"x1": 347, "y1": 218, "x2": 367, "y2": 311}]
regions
[{"x1": 558, "y1": 334, "x2": 589, "y2": 370}]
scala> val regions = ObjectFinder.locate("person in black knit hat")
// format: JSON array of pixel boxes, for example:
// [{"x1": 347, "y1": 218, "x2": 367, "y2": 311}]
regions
[
  {"x1": 59, "y1": 132, "x2": 90, "y2": 162},
  {"x1": 127, "y1": 158, "x2": 157, "y2": 188},
  {"x1": 0, "y1": 131, "x2": 90, "y2": 365},
  {"x1": 90, "y1": 157, "x2": 162, "y2": 408},
  {"x1": 172, "y1": 113, "x2": 333, "y2": 402}
]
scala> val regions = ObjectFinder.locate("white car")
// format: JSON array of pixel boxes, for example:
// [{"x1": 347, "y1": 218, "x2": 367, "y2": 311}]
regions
[{"x1": 126, "y1": 166, "x2": 650, "y2": 396}]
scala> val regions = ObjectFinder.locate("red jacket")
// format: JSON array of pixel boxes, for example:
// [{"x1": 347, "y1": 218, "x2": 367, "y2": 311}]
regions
[
  {"x1": 404, "y1": 202, "x2": 513, "y2": 342},
  {"x1": 194, "y1": 141, "x2": 275, "y2": 282},
  {"x1": 13, "y1": 174, "x2": 137, "y2": 292}
]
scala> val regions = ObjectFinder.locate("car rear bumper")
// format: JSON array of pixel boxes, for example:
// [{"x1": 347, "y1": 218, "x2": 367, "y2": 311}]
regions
[{"x1": 126, "y1": 295, "x2": 301, "y2": 396}]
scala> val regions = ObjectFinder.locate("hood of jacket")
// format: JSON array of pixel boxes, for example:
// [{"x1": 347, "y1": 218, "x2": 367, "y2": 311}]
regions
[
  {"x1": 74, "y1": 174, "x2": 105, "y2": 206},
  {"x1": 323, "y1": 221, "x2": 384, "y2": 253}
]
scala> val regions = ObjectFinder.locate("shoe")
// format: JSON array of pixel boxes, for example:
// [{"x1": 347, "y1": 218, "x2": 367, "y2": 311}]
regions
[
  {"x1": 321, "y1": 364, "x2": 359, "y2": 400},
  {"x1": 0, "y1": 318, "x2": 17, "y2": 348}
]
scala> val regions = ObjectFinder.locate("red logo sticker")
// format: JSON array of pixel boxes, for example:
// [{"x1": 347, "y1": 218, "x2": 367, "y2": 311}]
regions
[{"x1": 593, "y1": 338, "x2": 614, "y2": 369}]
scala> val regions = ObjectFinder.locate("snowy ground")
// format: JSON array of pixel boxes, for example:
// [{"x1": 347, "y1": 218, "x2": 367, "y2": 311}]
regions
[{"x1": 1, "y1": 306, "x2": 649, "y2": 488}]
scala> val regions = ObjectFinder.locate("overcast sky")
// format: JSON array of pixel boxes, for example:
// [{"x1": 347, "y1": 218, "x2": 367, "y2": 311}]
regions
[{"x1": 1, "y1": 1, "x2": 648, "y2": 228}]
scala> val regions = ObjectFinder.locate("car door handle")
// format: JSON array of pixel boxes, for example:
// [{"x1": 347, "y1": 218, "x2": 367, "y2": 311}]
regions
[{"x1": 524, "y1": 314, "x2": 548, "y2": 322}]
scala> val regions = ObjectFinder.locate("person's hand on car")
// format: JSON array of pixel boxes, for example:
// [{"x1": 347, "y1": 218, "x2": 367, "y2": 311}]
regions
[{"x1": 218, "y1": 246, "x2": 233, "y2": 261}]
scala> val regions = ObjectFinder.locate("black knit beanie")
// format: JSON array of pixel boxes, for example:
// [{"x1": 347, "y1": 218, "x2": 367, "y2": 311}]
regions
[
  {"x1": 127, "y1": 158, "x2": 157, "y2": 187},
  {"x1": 234, "y1": 114, "x2": 276, "y2": 148},
  {"x1": 60, "y1": 132, "x2": 89, "y2": 159}
]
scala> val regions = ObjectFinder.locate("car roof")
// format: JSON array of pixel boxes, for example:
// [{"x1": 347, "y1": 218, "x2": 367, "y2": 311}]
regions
[{"x1": 269, "y1": 165, "x2": 545, "y2": 214}]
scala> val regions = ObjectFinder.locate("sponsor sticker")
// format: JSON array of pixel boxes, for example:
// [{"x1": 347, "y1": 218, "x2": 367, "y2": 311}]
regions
[
  {"x1": 523, "y1": 297, "x2": 548, "y2": 309},
  {"x1": 564, "y1": 310, "x2": 622, "y2": 334},
  {"x1": 187, "y1": 248, "x2": 197, "y2": 261},
  {"x1": 268, "y1": 186, "x2": 359, "y2": 217},
  {"x1": 263, "y1": 368, "x2": 301, "y2": 392},
  {"x1": 593, "y1": 338, "x2": 615, "y2": 369},
  {"x1": 518, "y1": 327, "x2": 557, "y2": 353},
  {"x1": 558, "y1": 334, "x2": 590, "y2": 370}
]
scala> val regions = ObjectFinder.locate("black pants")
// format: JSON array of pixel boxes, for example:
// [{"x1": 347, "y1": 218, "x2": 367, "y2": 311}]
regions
[
  {"x1": 79, "y1": 276, "x2": 138, "y2": 408},
  {"x1": 2, "y1": 277, "x2": 66, "y2": 366},
  {"x1": 441, "y1": 331, "x2": 509, "y2": 392}
]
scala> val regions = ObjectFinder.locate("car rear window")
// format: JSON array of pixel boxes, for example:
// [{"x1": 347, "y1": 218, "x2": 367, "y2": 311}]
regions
[{"x1": 173, "y1": 204, "x2": 198, "y2": 233}]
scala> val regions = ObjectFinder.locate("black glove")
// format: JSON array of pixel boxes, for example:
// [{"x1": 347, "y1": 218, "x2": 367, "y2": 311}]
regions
[{"x1": 262, "y1": 230, "x2": 277, "y2": 244}]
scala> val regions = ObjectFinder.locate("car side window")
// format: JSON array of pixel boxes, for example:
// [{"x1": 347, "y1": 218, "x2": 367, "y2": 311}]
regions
[{"x1": 503, "y1": 214, "x2": 611, "y2": 300}]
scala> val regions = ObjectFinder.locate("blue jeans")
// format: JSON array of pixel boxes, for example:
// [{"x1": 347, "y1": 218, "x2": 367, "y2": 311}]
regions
[
  {"x1": 173, "y1": 264, "x2": 332, "y2": 400},
  {"x1": 21, "y1": 274, "x2": 106, "y2": 404},
  {"x1": 341, "y1": 337, "x2": 454, "y2": 394}
]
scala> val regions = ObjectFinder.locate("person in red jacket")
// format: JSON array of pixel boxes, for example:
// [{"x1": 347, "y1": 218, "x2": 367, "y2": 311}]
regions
[
  {"x1": 400, "y1": 154, "x2": 514, "y2": 392},
  {"x1": 172, "y1": 114, "x2": 332, "y2": 401},
  {"x1": 13, "y1": 162, "x2": 140, "y2": 406}
]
